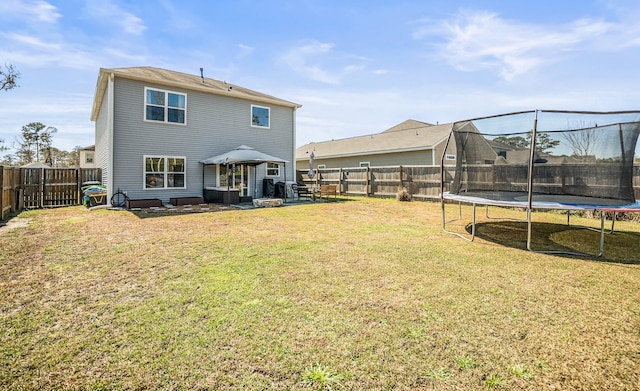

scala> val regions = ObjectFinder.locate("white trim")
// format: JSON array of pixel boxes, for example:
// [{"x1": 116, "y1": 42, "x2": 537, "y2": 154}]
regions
[
  {"x1": 217, "y1": 164, "x2": 252, "y2": 196},
  {"x1": 143, "y1": 155, "x2": 187, "y2": 190},
  {"x1": 107, "y1": 73, "x2": 114, "y2": 201},
  {"x1": 359, "y1": 161, "x2": 371, "y2": 168},
  {"x1": 292, "y1": 106, "x2": 297, "y2": 181},
  {"x1": 143, "y1": 87, "x2": 187, "y2": 125},
  {"x1": 265, "y1": 162, "x2": 280, "y2": 177},
  {"x1": 250, "y1": 104, "x2": 270, "y2": 129}
]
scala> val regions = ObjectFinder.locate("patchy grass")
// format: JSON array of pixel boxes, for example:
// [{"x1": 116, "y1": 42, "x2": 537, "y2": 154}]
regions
[{"x1": 0, "y1": 197, "x2": 639, "y2": 390}]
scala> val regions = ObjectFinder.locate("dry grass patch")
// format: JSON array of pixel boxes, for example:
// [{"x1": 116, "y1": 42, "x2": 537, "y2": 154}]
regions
[{"x1": 1, "y1": 198, "x2": 639, "y2": 390}]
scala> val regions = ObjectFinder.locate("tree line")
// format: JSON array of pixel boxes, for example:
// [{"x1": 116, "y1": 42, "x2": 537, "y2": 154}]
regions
[{"x1": 1, "y1": 64, "x2": 83, "y2": 167}]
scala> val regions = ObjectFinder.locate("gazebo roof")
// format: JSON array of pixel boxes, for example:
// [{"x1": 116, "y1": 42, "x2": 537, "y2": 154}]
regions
[{"x1": 200, "y1": 145, "x2": 288, "y2": 165}]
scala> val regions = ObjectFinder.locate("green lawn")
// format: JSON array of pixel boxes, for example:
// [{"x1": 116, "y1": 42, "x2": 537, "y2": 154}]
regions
[{"x1": 1, "y1": 197, "x2": 638, "y2": 390}]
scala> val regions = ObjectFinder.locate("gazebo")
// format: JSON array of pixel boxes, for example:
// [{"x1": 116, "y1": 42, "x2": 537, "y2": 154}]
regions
[{"x1": 199, "y1": 145, "x2": 289, "y2": 204}]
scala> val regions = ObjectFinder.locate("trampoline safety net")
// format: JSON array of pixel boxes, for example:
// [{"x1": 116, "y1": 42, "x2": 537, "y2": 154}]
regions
[{"x1": 443, "y1": 110, "x2": 640, "y2": 205}]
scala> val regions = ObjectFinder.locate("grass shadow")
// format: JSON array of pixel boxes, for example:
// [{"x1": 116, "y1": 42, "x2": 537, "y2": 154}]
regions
[{"x1": 470, "y1": 220, "x2": 640, "y2": 264}]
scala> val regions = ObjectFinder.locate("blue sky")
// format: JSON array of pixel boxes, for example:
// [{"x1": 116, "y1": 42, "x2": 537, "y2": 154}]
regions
[{"x1": 1, "y1": 0, "x2": 639, "y2": 155}]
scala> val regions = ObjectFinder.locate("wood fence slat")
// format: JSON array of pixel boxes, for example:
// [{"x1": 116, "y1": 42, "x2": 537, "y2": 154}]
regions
[
  {"x1": 298, "y1": 164, "x2": 640, "y2": 201},
  {"x1": 0, "y1": 167, "x2": 102, "y2": 213}
]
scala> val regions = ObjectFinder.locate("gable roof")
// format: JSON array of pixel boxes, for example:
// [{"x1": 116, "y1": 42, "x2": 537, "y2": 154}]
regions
[
  {"x1": 91, "y1": 66, "x2": 301, "y2": 121},
  {"x1": 296, "y1": 119, "x2": 452, "y2": 160}
]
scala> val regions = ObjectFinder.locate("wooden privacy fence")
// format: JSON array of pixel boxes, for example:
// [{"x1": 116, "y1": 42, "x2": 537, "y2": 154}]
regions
[
  {"x1": 298, "y1": 164, "x2": 640, "y2": 201},
  {"x1": 298, "y1": 165, "x2": 456, "y2": 200},
  {"x1": 0, "y1": 167, "x2": 102, "y2": 220}
]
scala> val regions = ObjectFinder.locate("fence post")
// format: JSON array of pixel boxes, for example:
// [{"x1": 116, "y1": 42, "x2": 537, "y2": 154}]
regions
[
  {"x1": 39, "y1": 168, "x2": 44, "y2": 208},
  {"x1": 399, "y1": 165, "x2": 404, "y2": 190},
  {"x1": 11, "y1": 168, "x2": 17, "y2": 213},
  {"x1": 366, "y1": 166, "x2": 371, "y2": 197},
  {"x1": 0, "y1": 166, "x2": 4, "y2": 220},
  {"x1": 76, "y1": 168, "x2": 81, "y2": 204},
  {"x1": 338, "y1": 168, "x2": 343, "y2": 194}
]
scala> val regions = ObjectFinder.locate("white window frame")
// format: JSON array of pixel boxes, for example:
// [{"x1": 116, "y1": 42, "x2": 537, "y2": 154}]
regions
[
  {"x1": 250, "y1": 104, "x2": 270, "y2": 129},
  {"x1": 266, "y1": 162, "x2": 280, "y2": 177},
  {"x1": 143, "y1": 155, "x2": 187, "y2": 190},
  {"x1": 359, "y1": 161, "x2": 370, "y2": 168},
  {"x1": 144, "y1": 87, "x2": 187, "y2": 125},
  {"x1": 85, "y1": 152, "x2": 94, "y2": 164}
]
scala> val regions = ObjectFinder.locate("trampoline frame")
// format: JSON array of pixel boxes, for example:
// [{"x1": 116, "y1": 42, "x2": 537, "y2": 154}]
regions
[
  {"x1": 441, "y1": 194, "x2": 608, "y2": 257},
  {"x1": 439, "y1": 109, "x2": 640, "y2": 257}
]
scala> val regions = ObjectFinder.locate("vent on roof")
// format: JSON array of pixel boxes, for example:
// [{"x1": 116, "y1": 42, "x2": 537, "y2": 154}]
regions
[{"x1": 200, "y1": 68, "x2": 205, "y2": 83}]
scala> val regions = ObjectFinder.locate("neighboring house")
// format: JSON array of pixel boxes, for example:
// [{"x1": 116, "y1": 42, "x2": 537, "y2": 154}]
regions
[
  {"x1": 79, "y1": 145, "x2": 96, "y2": 169},
  {"x1": 90, "y1": 67, "x2": 301, "y2": 203},
  {"x1": 296, "y1": 119, "x2": 454, "y2": 170}
]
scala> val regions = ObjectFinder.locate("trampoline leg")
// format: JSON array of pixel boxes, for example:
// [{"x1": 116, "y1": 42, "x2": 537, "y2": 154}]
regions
[
  {"x1": 441, "y1": 200, "x2": 476, "y2": 242},
  {"x1": 471, "y1": 203, "x2": 477, "y2": 240},
  {"x1": 526, "y1": 209, "x2": 533, "y2": 251},
  {"x1": 610, "y1": 212, "x2": 616, "y2": 233},
  {"x1": 598, "y1": 210, "x2": 605, "y2": 257}
]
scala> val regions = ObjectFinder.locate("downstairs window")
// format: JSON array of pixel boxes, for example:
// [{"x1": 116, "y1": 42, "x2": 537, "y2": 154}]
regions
[{"x1": 144, "y1": 156, "x2": 186, "y2": 189}]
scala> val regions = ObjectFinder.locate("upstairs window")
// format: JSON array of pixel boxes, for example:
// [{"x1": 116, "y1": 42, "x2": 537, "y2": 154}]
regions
[
  {"x1": 145, "y1": 88, "x2": 186, "y2": 124},
  {"x1": 85, "y1": 152, "x2": 94, "y2": 164},
  {"x1": 144, "y1": 156, "x2": 186, "y2": 189},
  {"x1": 251, "y1": 104, "x2": 270, "y2": 128}
]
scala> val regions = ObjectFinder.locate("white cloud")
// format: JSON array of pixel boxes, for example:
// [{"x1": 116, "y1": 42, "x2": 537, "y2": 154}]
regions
[
  {"x1": 416, "y1": 10, "x2": 615, "y2": 81},
  {"x1": 281, "y1": 40, "x2": 374, "y2": 84},
  {"x1": 343, "y1": 65, "x2": 364, "y2": 73},
  {"x1": 7, "y1": 33, "x2": 61, "y2": 50},
  {"x1": 0, "y1": 33, "x2": 102, "y2": 70},
  {"x1": 0, "y1": 0, "x2": 61, "y2": 23},
  {"x1": 281, "y1": 41, "x2": 340, "y2": 84},
  {"x1": 237, "y1": 44, "x2": 254, "y2": 59},
  {"x1": 84, "y1": 1, "x2": 147, "y2": 35}
]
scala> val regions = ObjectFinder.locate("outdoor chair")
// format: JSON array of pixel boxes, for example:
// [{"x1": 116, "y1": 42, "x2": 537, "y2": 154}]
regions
[{"x1": 293, "y1": 183, "x2": 312, "y2": 200}]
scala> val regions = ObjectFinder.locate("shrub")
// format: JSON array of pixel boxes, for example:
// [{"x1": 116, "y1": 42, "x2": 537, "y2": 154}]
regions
[{"x1": 396, "y1": 187, "x2": 411, "y2": 202}]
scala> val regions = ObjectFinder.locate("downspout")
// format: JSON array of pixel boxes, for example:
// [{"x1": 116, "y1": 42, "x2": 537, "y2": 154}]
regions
[
  {"x1": 291, "y1": 106, "x2": 297, "y2": 183},
  {"x1": 107, "y1": 73, "x2": 115, "y2": 203}
]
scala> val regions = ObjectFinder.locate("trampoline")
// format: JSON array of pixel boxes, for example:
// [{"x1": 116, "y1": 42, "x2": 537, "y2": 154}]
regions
[{"x1": 440, "y1": 110, "x2": 640, "y2": 257}]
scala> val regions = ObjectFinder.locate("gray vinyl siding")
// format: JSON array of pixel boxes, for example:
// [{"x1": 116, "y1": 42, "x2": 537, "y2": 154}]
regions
[
  {"x1": 297, "y1": 149, "x2": 435, "y2": 170},
  {"x1": 110, "y1": 78, "x2": 295, "y2": 201}
]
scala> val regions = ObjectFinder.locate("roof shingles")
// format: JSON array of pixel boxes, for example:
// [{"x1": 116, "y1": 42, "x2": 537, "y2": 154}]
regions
[{"x1": 296, "y1": 119, "x2": 452, "y2": 159}]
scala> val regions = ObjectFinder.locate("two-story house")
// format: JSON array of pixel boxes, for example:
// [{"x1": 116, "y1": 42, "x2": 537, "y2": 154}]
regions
[{"x1": 90, "y1": 67, "x2": 301, "y2": 204}]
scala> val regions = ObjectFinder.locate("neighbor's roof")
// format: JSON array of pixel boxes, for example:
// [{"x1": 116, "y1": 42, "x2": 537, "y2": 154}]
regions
[
  {"x1": 296, "y1": 119, "x2": 452, "y2": 160},
  {"x1": 91, "y1": 66, "x2": 301, "y2": 121}
]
